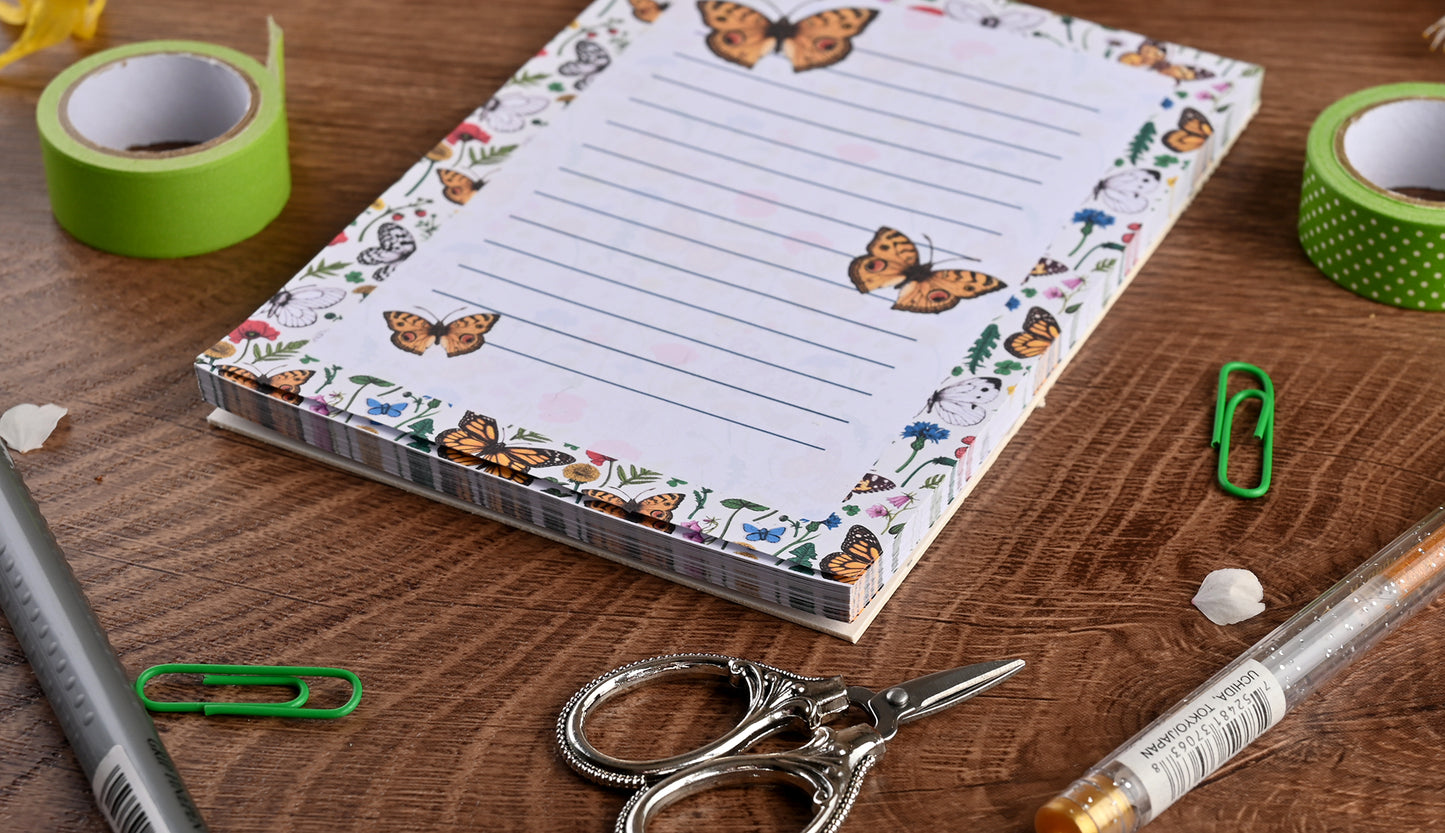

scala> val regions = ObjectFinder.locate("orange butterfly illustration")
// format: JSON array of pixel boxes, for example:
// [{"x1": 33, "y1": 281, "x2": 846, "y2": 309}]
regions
[
  {"x1": 1003, "y1": 307, "x2": 1059, "y2": 359},
  {"x1": 437, "y1": 169, "x2": 487, "y2": 205},
  {"x1": 436, "y1": 411, "x2": 575, "y2": 473},
  {"x1": 1119, "y1": 40, "x2": 1214, "y2": 83},
  {"x1": 582, "y1": 488, "x2": 685, "y2": 532},
  {"x1": 848, "y1": 227, "x2": 1004, "y2": 313},
  {"x1": 820, "y1": 525, "x2": 881, "y2": 584},
  {"x1": 630, "y1": 0, "x2": 670, "y2": 22},
  {"x1": 383, "y1": 310, "x2": 499, "y2": 357},
  {"x1": 216, "y1": 365, "x2": 314, "y2": 405},
  {"x1": 697, "y1": 1, "x2": 877, "y2": 72},
  {"x1": 1162, "y1": 107, "x2": 1213, "y2": 154}
]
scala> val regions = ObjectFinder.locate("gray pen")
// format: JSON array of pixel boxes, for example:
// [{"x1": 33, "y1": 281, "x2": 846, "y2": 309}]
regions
[{"x1": 0, "y1": 441, "x2": 207, "y2": 833}]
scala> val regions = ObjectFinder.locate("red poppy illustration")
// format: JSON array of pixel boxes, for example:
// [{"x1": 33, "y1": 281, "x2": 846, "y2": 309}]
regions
[
  {"x1": 228, "y1": 319, "x2": 280, "y2": 343},
  {"x1": 447, "y1": 123, "x2": 491, "y2": 145}
]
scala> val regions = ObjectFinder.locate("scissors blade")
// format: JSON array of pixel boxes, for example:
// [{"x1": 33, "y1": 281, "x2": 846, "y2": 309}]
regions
[
  {"x1": 853, "y1": 659, "x2": 1024, "y2": 738},
  {"x1": 896, "y1": 658, "x2": 1025, "y2": 723}
]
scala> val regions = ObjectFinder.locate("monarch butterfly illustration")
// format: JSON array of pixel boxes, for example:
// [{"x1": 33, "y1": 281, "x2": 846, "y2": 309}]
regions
[
  {"x1": 820, "y1": 525, "x2": 881, "y2": 583},
  {"x1": 1004, "y1": 307, "x2": 1059, "y2": 359},
  {"x1": 436, "y1": 411, "x2": 575, "y2": 473}
]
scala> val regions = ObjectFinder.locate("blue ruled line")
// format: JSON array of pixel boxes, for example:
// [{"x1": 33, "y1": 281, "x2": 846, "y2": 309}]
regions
[
  {"x1": 824, "y1": 67, "x2": 1082, "y2": 136},
  {"x1": 587, "y1": 132, "x2": 999, "y2": 238},
  {"x1": 628, "y1": 97, "x2": 1022, "y2": 212},
  {"x1": 651, "y1": 73, "x2": 1043, "y2": 185},
  {"x1": 431, "y1": 287, "x2": 851, "y2": 425},
  {"x1": 483, "y1": 342, "x2": 827, "y2": 450},
  {"x1": 496, "y1": 223, "x2": 902, "y2": 365},
  {"x1": 558, "y1": 163, "x2": 863, "y2": 257},
  {"x1": 851, "y1": 46, "x2": 1100, "y2": 113},
  {"x1": 455, "y1": 263, "x2": 872, "y2": 396},
  {"x1": 671, "y1": 53, "x2": 1061, "y2": 159},
  {"x1": 528, "y1": 192, "x2": 918, "y2": 343},
  {"x1": 573, "y1": 146, "x2": 878, "y2": 239}
]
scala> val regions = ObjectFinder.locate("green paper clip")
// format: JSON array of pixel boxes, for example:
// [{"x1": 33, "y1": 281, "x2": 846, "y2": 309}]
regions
[
  {"x1": 1211, "y1": 362, "x2": 1274, "y2": 499},
  {"x1": 135, "y1": 664, "x2": 362, "y2": 719}
]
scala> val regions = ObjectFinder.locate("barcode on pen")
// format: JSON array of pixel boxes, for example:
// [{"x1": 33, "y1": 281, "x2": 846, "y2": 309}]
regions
[
  {"x1": 1153, "y1": 687, "x2": 1272, "y2": 806},
  {"x1": 1115, "y1": 659, "x2": 1287, "y2": 816},
  {"x1": 93, "y1": 747, "x2": 156, "y2": 833}
]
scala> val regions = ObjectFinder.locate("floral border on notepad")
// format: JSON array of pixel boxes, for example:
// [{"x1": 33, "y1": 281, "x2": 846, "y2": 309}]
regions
[{"x1": 195, "y1": 0, "x2": 1262, "y2": 602}]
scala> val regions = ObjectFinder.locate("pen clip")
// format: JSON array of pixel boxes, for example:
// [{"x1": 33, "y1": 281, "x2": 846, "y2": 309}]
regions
[
  {"x1": 1211, "y1": 362, "x2": 1274, "y2": 499},
  {"x1": 135, "y1": 664, "x2": 362, "y2": 719}
]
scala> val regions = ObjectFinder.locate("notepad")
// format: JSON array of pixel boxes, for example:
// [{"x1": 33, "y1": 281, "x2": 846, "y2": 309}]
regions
[{"x1": 198, "y1": 0, "x2": 1262, "y2": 640}]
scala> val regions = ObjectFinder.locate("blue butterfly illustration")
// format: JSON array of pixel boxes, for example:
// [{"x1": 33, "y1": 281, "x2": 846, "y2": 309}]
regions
[
  {"x1": 367, "y1": 398, "x2": 405, "y2": 417},
  {"x1": 743, "y1": 523, "x2": 785, "y2": 543}
]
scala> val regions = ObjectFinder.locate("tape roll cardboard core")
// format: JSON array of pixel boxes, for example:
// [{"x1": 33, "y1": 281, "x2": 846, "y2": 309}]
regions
[
  {"x1": 1337, "y1": 97, "x2": 1445, "y2": 205},
  {"x1": 61, "y1": 52, "x2": 257, "y2": 157}
]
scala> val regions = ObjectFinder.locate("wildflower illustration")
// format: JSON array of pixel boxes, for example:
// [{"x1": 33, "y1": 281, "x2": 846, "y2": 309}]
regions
[
  {"x1": 1069, "y1": 209, "x2": 1116, "y2": 256},
  {"x1": 896, "y1": 422, "x2": 950, "y2": 472}
]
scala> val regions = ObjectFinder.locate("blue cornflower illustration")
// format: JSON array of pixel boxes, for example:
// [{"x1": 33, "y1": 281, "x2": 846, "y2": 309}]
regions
[
  {"x1": 1072, "y1": 209, "x2": 1116, "y2": 228},
  {"x1": 897, "y1": 422, "x2": 950, "y2": 473},
  {"x1": 1070, "y1": 209, "x2": 1117, "y2": 256},
  {"x1": 901, "y1": 421, "x2": 950, "y2": 443}
]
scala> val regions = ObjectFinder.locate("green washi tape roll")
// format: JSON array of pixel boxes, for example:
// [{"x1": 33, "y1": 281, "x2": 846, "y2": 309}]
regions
[
  {"x1": 1299, "y1": 83, "x2": 1445, "y2": 311},
  {"x1": 36, "y1": 20, "x2": 289, "y2": 258}
]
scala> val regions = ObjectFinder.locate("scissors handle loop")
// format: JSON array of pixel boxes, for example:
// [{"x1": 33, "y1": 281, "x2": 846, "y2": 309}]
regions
[
  {"x1": 557, "y1": 653, "x2": 849, "y2": 789},
  {"x1": 616, "y1": 723, "x2": 884, "y2": 833}
]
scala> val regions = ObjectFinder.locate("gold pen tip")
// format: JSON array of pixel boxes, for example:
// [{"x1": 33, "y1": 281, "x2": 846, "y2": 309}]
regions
[
  {"x1": 1035, "y1": 775, "x2": 1133, "y2": 833},
  {"x1": 1035, "y1": 796, "x2": 1097, "y2": 833}
]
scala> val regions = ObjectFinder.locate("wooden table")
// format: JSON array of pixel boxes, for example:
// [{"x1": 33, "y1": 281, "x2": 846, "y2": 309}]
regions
[{"x1": 4, "y1": 1, "x2": 1445, "y2": 830}]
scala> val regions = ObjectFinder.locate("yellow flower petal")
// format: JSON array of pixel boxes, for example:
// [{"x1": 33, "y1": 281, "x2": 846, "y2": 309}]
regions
[
  {"x1": 204, "y1": 340, "x2": 237, "y2": 359},
  {"x1": 0, "y1": 0, "x2": 108, "y2": 70}
]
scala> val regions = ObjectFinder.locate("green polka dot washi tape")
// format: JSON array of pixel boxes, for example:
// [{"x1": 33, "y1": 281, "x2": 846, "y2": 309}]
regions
[{"x1": 1299, "y1": 83, "x2": 1445, "y2": 311}]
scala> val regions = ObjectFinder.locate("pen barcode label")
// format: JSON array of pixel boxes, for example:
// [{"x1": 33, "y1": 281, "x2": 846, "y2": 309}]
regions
[
  {"x1": 93, "y1": 746, "x2": 158, "y2": 833},
  {"x1": 1115, "y1": 660, "x2": 1287, "y2": 816}
]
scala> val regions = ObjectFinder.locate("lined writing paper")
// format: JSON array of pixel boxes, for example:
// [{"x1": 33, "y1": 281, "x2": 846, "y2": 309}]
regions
[{"x1": 308, "y1": 2, "x2": 1171, "y2": 515}]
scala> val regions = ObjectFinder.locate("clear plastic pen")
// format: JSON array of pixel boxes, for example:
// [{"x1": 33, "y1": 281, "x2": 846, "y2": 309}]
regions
[{"x1": 1036, "y1": 507, "x2": 1445, "y2": 833}]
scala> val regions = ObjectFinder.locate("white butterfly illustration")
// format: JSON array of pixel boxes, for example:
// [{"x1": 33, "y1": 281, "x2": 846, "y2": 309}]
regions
[
  {"x1": 945, "y1": 1, "x2": 1047, "y2": 32},
  {"x1": 263, "y1": 286, "x2": 347, "y2": 328},
  {"x1": 1092, "y1": 169, "x2": 1161, "y2": 214},
  {"x1": 922, "y1": 376, "x2": 1002, "y2": 426},
  {"x1": 356, "y1": 223, "x2": 417, "y2": 282},
  {"x1": 475, "y1": 94, "x2": 550, "y2": 132},
  {"x1": 559, "y1": 40, "x2": 610, "y2": 90}
]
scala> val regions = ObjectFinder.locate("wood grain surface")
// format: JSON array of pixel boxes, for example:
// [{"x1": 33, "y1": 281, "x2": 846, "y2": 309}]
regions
[{"x1": 3, "y1": 1, "x2": 1445, "y2": 831}]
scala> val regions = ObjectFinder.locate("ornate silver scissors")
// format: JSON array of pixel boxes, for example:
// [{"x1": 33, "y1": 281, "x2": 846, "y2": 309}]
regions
[{"x1": 556, "y1": 653, "x2": 1025, "y2": 832}]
